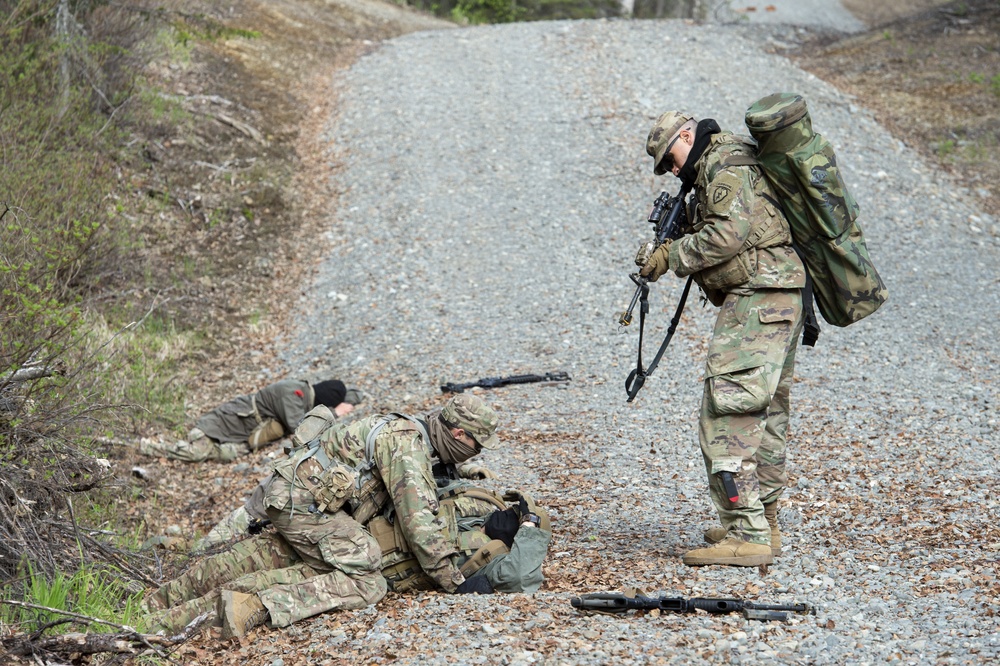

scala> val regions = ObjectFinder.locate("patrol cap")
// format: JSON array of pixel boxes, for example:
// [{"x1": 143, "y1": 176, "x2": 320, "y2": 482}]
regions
[
  {"x1": 646, "y1": 111, "x2": 694, "y2": 175},
  {"x1": 440, "y1": 394, "x2": 500, "y2": 450}
]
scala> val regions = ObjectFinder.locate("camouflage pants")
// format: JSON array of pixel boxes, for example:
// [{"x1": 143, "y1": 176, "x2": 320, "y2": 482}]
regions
[
  {"x1": 144, "y1": 531, "x2": 315, "y2": 634},
  {"x1": 139, "y1": 428, "x2": 250, "y2": 463},
  {"x1": 260, "y1": 475, "x2": 387, "y2": 627},
  {"x1": 699, "y1": 288, "x2": 803, "y2": 545},
  {"x1": 192, "y1": 505, "x2": 253, "y2": 553}
]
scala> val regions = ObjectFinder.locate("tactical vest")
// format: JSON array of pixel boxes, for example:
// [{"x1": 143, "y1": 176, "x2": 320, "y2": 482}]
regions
[
  {"x1": 275, "y1": 408, "x2": 430, "y2": 523},
  {"x1": 690, "y1": 133, "x2": 798, "y2": 301}
]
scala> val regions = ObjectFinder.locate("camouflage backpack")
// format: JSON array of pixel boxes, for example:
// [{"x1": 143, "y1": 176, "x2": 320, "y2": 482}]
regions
[{"x1": 743, "y1": 93, "x2": 889, "y2": 329}]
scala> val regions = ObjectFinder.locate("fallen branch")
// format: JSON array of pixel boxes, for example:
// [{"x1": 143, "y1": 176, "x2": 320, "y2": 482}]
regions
[
  {"x1": 1, "y1": 361, "x2": 67, "y2": 384},
  {"x1": 0, "y1": 601, "x2": 213, "y2": 659}
]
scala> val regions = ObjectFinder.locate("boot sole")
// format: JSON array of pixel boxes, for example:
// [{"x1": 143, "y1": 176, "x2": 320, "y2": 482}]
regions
[
  {"x1": 682, "y1": 553, "x2": 773, "y2": 567},
  {"x1": 704, "y1": 534, "x2": 782, "y2": 557}
]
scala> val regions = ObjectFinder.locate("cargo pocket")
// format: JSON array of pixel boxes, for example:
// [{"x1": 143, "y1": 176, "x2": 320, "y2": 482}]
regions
[{"x1": 708, "y1": 365, "x2": 771, "y2": 416}]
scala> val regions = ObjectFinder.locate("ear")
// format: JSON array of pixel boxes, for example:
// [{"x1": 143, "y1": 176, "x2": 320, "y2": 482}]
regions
[{"x1": 450, "y1": 427, "x2": 466, "y2": 439}]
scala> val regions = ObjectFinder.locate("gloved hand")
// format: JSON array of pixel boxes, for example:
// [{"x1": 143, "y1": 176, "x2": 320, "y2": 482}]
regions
[
  {"x1": 634, "y1": 240, "x2": 656, "y2": 267},
  {"x1": 454, "y1": 575, "x2": 494, "y2": 595},
  {"x1": 461, "y1": 465, "x2": 498, "y2": 480},
  {"x1": 639, "y1": 240, "x2": 672, "y2": 282}
]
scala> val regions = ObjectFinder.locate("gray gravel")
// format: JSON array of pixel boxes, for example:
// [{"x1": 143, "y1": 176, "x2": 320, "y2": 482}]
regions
[{"x1": 271, "y1": 16, "x2": 1000, "y2": 666}]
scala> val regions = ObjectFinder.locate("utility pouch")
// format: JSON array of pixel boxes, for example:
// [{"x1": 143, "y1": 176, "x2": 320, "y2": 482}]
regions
[
  {"x1": 459, "y1": 539, "x2": 510, "y2": 578},
  {"x1": 294, "y1": 458, "x2": 356, "y2": 514},
  {"x1": 699, "y1": 247, "x2": 756, "y2": 291}
]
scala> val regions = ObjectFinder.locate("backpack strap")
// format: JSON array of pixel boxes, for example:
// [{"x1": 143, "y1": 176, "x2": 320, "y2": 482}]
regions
[
  {"x1": 362, "y1": 413, "x2": 430, "y2": 489},
  {"x1": 759, "y1": 192, "x2": 821, "y2": 347},
  {"x1": 719, "y1": 153, "x2": 759, "y2": 168}
]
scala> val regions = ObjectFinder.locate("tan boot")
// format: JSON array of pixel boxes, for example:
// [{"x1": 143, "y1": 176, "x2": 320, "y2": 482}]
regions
[
  {"x1": 219, "y1": 590, "x2": 268, "y2": 640},
  {"x1": 705, "y1": 504, "x2": 781, "y2": 556},
  {"x1": 704, "y1": 526, "x2": 728, "y2": 544},
  {"x1": 682, "y1": 537, "x2": 773, "y2": 567},
  {"x1": 764, "y1": 502, "x2": 781, "y2": 557}
]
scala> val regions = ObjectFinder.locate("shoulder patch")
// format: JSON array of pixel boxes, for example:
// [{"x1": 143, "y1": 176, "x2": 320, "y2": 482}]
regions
[{"x1": 706, "y1": 170, "x2": 743, "y2": 217}]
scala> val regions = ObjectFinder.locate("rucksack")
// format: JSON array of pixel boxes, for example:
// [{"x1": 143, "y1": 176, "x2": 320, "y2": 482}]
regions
[{"x1": 743, "y1": 93, "x2": 889, "y2": 328}]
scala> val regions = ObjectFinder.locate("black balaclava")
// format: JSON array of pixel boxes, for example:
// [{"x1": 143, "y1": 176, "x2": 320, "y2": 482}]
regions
[
  {"x1": 484, "y1": 508, "x2": 520, "y2": 548},
  {"x1": 312, "y1": 379, "x2": 346, "y2": 409},
  {"x1": 677, "y1": 118, "x2": 722, "y2": 190}
]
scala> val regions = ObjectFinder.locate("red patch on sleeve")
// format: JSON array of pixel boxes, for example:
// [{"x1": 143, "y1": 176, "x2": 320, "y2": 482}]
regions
[{"x1": 295, "y1": 389, "x2": 304, "y2": 397}]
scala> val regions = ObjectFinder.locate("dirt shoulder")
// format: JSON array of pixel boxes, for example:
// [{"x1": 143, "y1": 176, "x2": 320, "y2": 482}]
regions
[{"x1": 793, "y1": 0, "x2": 1000, "y2": 212}]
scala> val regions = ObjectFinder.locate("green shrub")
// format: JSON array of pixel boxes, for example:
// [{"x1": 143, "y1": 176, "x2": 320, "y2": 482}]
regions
[{"x1": 0, "y1": 558, "x2": 146, "y2": 634}]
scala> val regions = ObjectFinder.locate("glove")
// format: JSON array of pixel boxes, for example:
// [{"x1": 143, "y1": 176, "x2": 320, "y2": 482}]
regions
[
  {"x1": 461, "y1": 464, "x2": 498, "y2": 480},
  {"x1": 454, "y1": 575, "x2": 494, "y2": 595},
  {"x1": 247, "y1": 518, "x2": 270, "y2": 535},
  {"x1": 639, "y1": 240, "x2": 672, "y2": 282}
]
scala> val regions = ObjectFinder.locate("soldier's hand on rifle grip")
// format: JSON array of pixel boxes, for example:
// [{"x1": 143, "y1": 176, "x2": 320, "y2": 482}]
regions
[
  {"x1": 639, "y1": 240, "x2": 672, "y2": 282},
  {"x1": 634, "y1": 240, "x2": 656, "y2": 267}
]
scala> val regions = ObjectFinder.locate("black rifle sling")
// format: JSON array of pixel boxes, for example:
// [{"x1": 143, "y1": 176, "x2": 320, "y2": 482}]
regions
[{"x1": 625, "y1": 276, "x2": 693, "y2": 402}]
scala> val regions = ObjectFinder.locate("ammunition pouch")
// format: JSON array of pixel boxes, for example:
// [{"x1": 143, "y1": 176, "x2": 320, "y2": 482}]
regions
[
  {"x1": 698, "y1": 248, "x2": 755, "y2": 291},
  {"x1": 295, "y1": 458, "x2": 356, "y2": 514},
  {"x1": 345, "y1": 472, "x2": 390, "y2": 526}
]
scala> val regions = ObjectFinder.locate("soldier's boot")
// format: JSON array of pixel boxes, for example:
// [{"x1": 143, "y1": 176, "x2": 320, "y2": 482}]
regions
[
  {"x1": 703, "y1": 502, "x2": 782, "y2": 556},
  {"x1": 219, "y1": 590, "x2": 269, "y2": 640},
  {"x1": 682, "y1": 537, "x2": 773, "y2": 567}
]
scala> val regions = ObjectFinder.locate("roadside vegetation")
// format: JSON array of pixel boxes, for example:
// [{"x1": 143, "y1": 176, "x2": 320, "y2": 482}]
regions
[{"x1": 0, "y1": 0, "x2": 268, "y2": 657}]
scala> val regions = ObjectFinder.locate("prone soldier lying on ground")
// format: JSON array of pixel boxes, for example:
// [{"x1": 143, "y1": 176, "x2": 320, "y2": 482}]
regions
[
  {"x1": 142, "y1": 394, "x2": 550, "y2": 639},
  {"x1": 191, "y1": 457, "x2": 498, "y2": 554},
  {"x1": 138, "y1": 378, "x2": 363, "y2": 463},
  {"x1": 143, "y1": 481, "x2": 550, "y2": 637}
]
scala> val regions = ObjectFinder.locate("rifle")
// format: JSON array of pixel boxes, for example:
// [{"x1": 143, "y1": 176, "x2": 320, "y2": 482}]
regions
[
  {"x1": 619, "y1": 185, "x2": 692, "y2": 403},
  {"x1": 440, "y1": 371, "x2": 570, "y2": 394},
  {"x1": 572, "y1": 593, "x2": 814, "y2": 622}
]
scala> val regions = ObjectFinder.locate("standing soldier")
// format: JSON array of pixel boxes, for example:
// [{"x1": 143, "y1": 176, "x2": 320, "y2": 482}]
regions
[
  {"x1": 139, "y1": 378, "x2": 362, "y2": 462},
  {"x1": 638, "y1": 110, "x2": 806, "y2": 567}
]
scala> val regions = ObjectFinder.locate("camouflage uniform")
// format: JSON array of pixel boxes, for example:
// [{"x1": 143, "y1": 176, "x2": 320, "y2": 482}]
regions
[
  {"x1": 143, "y1": 483, "x2": 548, "y2": 634},
  {"x1": 647, "y1": 115, "x2": 806, "y2": 547},
  {"x1": 139, "y1": 379, "x2": 341, "y2": 463},
  {"x1": 145, "y1": 396, "x2": 503, "y2": 631}
]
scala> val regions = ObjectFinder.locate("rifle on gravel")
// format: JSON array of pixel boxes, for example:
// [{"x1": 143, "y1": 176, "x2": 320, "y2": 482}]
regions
[
  {"x1": 441, "y1": 371, "x2": 570, "y2": 394},
  {"x1": 571, "y1": 593, "x2": 814, "y2": 622}
]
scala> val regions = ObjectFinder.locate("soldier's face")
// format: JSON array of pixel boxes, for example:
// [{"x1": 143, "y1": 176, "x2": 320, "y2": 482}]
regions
[
  {"x1": 453, "y1": 428, "x2": 481, "y2": 453},
  {"x1": 664, "y1": 128, "x2": 693, "y2": 177}
]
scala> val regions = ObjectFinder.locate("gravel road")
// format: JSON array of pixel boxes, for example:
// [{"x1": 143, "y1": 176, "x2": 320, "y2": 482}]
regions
[{"x1": 268, "y1": 16, "x2": 1000, "y2": 666}]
